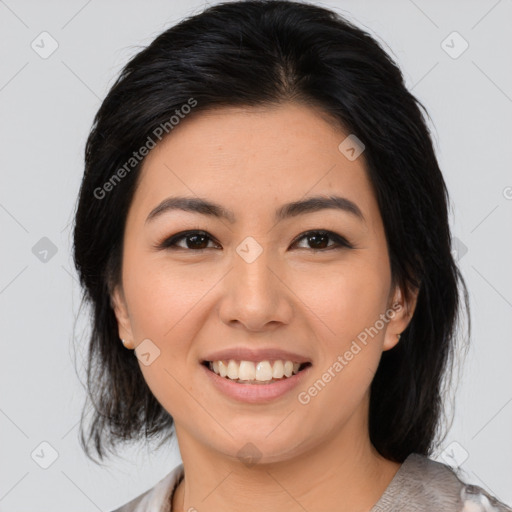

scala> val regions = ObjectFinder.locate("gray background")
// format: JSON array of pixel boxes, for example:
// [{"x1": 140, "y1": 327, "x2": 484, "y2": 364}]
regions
[{"x1": 1, "y1": 0, "x2": 511, "y2": 510}]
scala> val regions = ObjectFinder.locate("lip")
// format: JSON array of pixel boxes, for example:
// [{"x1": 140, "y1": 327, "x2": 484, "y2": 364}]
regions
[
  {"x1": 201, "y1": 347, "x2": 311, "y2": 364},
  {"x1": 201, "y1": 361, "x2": 312, "y2": 403}
]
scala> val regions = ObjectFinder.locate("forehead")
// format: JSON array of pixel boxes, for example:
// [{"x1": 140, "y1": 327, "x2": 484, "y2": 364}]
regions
[{"x1": 127, "y1": 103, "x2": 378, "y2": 227}]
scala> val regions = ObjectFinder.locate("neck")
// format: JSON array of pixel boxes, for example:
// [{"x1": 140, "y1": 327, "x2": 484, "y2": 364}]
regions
[{"x1": 171, "y1": 408, "x2": 401, "y2": 511}]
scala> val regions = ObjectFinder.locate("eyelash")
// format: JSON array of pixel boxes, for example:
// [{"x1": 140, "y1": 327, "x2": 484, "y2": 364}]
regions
[{"x1": 155, "y1": 229, "x2": 354, "y2": 252}]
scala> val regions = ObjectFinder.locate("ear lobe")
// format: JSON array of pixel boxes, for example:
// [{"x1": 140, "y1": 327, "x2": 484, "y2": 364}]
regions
[
  {"x1": 382, "y1": 283, "x2": 419, "y2": 351},
  {"x1": 110, "y1": 285, "x2": 134, "y2": 344}
]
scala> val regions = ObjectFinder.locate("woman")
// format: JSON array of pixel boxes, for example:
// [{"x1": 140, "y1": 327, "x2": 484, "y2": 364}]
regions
[{"x1": 72, "y1": 1, "x2": 512, "y2": 511}]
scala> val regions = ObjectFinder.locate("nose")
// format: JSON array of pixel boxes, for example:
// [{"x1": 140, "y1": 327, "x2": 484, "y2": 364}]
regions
[{"x1": 218, "y1": 245, "x2": 293, "y2": 332}]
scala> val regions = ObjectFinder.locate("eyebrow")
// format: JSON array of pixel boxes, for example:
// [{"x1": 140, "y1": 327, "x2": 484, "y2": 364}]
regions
[{"x1": 145, "y1": 194, "x2": 365, "y2": 225}]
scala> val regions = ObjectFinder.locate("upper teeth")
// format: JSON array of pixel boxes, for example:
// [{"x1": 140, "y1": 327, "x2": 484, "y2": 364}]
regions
[{"x1": 209, "y1": 360, "x2": 302, "y2": 381}]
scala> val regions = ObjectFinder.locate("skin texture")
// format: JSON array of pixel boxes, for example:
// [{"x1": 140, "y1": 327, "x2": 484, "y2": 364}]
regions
[{"x1": 111, "y1": 102, "x2": 419, "y2": 512}]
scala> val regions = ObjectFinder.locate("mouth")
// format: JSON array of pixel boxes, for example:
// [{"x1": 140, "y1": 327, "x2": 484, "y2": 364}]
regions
[{"x1": 201, "y1": 359, "x2": 313, "y2": 385}]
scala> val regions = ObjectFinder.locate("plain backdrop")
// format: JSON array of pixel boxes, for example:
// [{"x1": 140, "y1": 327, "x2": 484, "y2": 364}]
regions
[{"x1": 1, "y1": 0, "x2": 511, "y2": 510}]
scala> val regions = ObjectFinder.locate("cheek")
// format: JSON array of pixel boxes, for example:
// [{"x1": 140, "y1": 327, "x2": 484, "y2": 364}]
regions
[
  {"x1": 301, "y1": 255, "x2": 391, "y2": 344},
  {"x1": 121, "y1": 256, "x2": 216, "y2": 412},
  {"x1": 308, "y1": 259, "x2": 391, "y2": 404},
  {"x1": 296, "y1": 273, "x2": 387, "y2": 423},
  {"x1": 122, "y1": 254, "x2": 210, "y2": 341},
  {"x1": 122, "y1": 257, "x2": 209, "y2": 417}
]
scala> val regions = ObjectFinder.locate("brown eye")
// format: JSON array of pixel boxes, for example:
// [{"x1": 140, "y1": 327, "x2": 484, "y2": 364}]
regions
[
  {"x1": 291, "y1": 230, "x2": 353, "y2": 251},
  {"x1": 156, "y1": 229, "x2": 353, "y2": 252},
  {"x1": 156, "y1": 231, "x2": 220, "y2": 251}
]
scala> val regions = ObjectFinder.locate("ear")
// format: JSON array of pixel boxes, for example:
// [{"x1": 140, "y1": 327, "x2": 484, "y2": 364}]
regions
[
  {"x1": 110, "y1": 284, "x2": 135, "y2": 349},
  {"x1": 382, "y1": 282, "x2": 419, "y2": 351}
]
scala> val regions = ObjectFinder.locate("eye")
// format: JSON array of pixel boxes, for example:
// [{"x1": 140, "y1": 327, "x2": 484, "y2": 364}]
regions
[
  {"x1": 291, "y1": 230, "x2": 353, "y2": 251},
  {"x1": 155, "y1": 229, "x2": 353, "y2": 252},
  {"x1": 155, "y1": 230, "x2": 220, "y2": 251}
]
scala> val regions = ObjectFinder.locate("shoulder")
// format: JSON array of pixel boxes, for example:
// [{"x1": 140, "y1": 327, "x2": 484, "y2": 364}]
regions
[
  {"x1": 373, "y1": 453, "x2": 512, "y2": 512},
  {"x1": 110, "y1": 463, "x2": 184, "y2": 512}
]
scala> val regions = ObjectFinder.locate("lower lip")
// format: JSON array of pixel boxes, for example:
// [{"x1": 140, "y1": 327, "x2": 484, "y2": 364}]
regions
[{"x1": 201, "y1": 363, "x2": 312, "y2": 404}]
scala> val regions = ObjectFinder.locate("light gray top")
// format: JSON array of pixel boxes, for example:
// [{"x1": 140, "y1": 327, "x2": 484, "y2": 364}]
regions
[{"x1": 111, "y1": 453, "x2": 512, "y2": 512}]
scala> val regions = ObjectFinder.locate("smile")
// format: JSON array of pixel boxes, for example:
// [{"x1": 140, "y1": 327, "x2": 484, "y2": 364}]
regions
[
  {"x1": 201, "y1": 359, "x2": 313, "y2": 403},
  {"x1": 203, "y1": 359, "x2": 312, "y2": 384}
]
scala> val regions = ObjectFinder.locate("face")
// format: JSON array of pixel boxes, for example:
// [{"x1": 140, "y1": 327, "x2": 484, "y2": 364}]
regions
[{"x1": 112, "y1": 102, "x2": 416, "y2": 464}]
